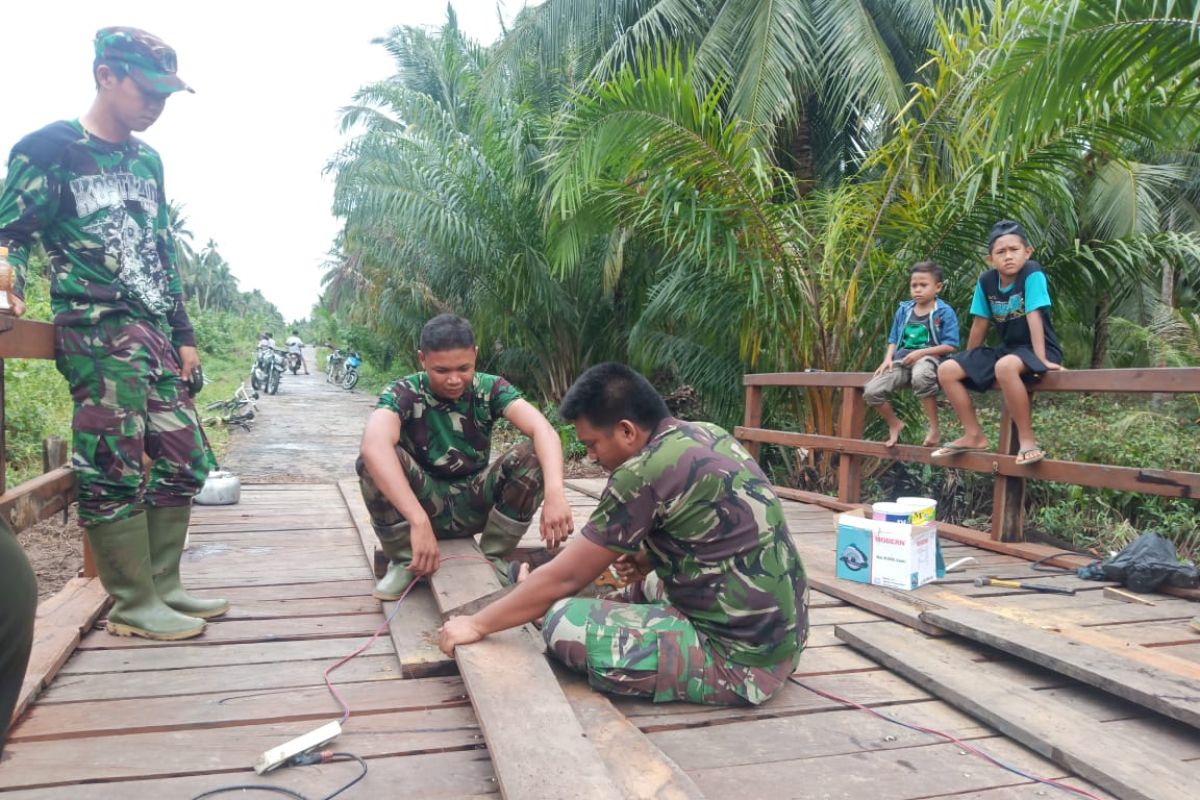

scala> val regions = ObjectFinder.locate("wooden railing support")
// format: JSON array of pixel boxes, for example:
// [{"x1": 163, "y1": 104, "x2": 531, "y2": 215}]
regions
[
  {"x1": 991, "y1": 405, "x2": 1026, "y2": 542},
  {"x1": 836, "y1": 387, "x2": 866, "y2": 505},
  {"x1": 738, "y1": 368, "x2": 1200, "y2": 540},
  {"x1": 743, "y1": 385, "x2": 763, "y2": 460}
]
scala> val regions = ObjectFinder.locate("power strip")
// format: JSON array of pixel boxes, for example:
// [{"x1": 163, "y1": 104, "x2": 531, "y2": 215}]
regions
[{"x1": 254, "y1": 721, "x2": 343, "y2": 774}]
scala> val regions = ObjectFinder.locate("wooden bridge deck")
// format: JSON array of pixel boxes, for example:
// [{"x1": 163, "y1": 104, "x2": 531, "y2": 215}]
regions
[{"x1": 2, "y1": 369, "x2": 1197, "y2": 798}]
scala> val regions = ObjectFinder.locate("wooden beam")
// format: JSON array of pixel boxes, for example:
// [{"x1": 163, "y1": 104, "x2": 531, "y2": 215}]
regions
[
  {"x1": 736, "y1": 428, "x2": 1200, "y2": 499},
  {"x1": 838, "y1": 622, "x2": 1197, "y2": 800},
  {"x1": 744, "y1": 367, "x2": 1200, "y2": 394},
  {"x1": 0, "y1": 317, "x2": 56, "y2": 359},
  {"x1": 559, "y1": 672, "x2": 706, "y2": 800},
  {"x1": 0, "y1": 467, "x2": 76, "y2": 533},
  {"x1": 921, "y1": 606, "x2": 1200, "y2": 729},
  {"x1": 336, "y1": 479, "x2": 456, "y2": 678},
  {"x1": 430, "y1": 538, "x2": 623, "y2": 800}
]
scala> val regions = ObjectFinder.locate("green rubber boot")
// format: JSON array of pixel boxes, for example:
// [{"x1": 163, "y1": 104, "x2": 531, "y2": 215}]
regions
[
  {"x1": 147, "y1": 506, "x2": 230, "y2": 619},
  {"x1": 373, "y1": 520, "x2": 416, "y2": 601},
  {"x1": 480, "y1": 508, "x2": 531, "y2": 585},
  {"x1": 87, "y1": 513, "x2": 205, "y2": 641}
]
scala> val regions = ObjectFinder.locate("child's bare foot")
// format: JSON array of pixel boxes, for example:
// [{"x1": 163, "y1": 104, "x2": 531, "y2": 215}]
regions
[
  {"x1": 515, "y1": 562, "x2": 531, "y2": 584},
  {"x1": 922, "y1": 432, "x2": 940, "y2": 447},
  {"x1": 884, "y1": 419, "x2": 905, "y2": 447}
]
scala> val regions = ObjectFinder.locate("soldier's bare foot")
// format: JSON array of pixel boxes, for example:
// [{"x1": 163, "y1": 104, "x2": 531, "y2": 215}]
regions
[{"x1": 884, "y1": 420, "x2": 905, "y2": 447}]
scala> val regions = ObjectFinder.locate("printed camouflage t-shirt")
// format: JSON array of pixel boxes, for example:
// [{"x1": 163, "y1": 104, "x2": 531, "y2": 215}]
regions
[
  {"x1": 377, "y1": 372, "x2": 523, "y2": 479},
  {"x1": 0, "y1": 120, "x2": 194, "y2": 345},
  {"x1": 581, "y1": 418, "x2": 807, "y2": 668}
]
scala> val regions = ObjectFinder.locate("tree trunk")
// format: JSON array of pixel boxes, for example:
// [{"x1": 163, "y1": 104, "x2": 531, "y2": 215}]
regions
[
  {"x1": 1090, "y1": 297, "x2": 1111, "y2": 369},
  {"x1": 776, "y1": 100, "x2": 816, "y2": 194}
]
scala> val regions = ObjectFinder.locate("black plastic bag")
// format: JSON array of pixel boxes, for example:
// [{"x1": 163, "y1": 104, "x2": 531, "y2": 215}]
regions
[{"x1": 1077, "y1": 532, "x2": 1199, "y2": 593}]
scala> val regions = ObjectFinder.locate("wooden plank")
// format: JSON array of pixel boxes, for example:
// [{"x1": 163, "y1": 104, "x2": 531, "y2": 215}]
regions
[
  {"x1": 838, "y1": 622, "x2": 1196, "y2": 800},
  {"x1": 649, "y1": 699, "x2": 990, "y2": 771},
  {"x1": 13, "y1": 578, "x2": 108, "y2": 723},
  {"x1": 559, "y1": 673, "x2": 705, "y2": 799},
  {"x1": 0, "y1": 749, "x2": 497, "y2": 800},
  {"x1": 11, "y1": 676, "x2": 469, "y2": 742},
  {"x1": 57, "y1": 635, "x2": 394, "y2": 675},
  {"x1": 75, "y1": 613, "x2": 387, "y2": 649},
  {"x1": 922, "y1": 607, "x2": 1200, "y2": 729},
  {"x1": 0, "y1": 707, "x2": 480, "y2": 790},
  {"x1": 338, "y1": 478, "x2": 457, "y2": 678},
  {"x1": 431, "y1": 538, "x2": 622, "y2": 800},
  {"x1": 215, "y1": 595, "x2": 381, "y2": 619},
  {"x1": 737, "y1": 428, "x2": 1200, "y2": 499},
  {"x1": 620, "y1": 669, "x2": 933, "y2": 729},
  {"x1": 40, "y1": 653, "x2": 402, "y2": 702},
  {"x1": 214, "y1": 579, "x2": 375, "y2": 601},
  {"x1": 685, "y1": 736, "x2": 1073, "y2": 800}
]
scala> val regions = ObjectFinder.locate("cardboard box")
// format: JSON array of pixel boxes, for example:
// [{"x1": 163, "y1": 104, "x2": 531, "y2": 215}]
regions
[{"x1": 835, "y1": 513, "x2": 939, "y2": 591}]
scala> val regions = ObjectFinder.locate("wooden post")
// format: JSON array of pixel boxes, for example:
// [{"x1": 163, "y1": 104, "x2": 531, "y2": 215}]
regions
[
  {"x1": 743, "y1": 384, "x2": 763, "y2": 460},
  {"x1": 42, "y1": 436, "x2": 67, "y2": 472},
  {"x1": 837, "y1": 387, "x2": 866, "y2": 504},
  {"x1": 991, "y1": 403, "x2": 1026, "y2": 542}
]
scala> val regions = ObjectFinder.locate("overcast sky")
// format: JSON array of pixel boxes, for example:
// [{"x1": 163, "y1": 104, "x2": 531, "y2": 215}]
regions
[{"x1": 1, "y1": 1, "x2": 534, "y2": 321}]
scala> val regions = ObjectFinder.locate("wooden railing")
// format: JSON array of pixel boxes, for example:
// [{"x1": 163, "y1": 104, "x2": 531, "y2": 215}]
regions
[
  {"x1": 0, "y1": 316, "x2": 78, "y2": 538},
  {"x1": 736, "y1": 368, "x2": 1200, "y2": 542}
]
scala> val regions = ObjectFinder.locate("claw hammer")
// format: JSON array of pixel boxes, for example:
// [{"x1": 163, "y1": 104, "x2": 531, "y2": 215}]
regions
[{"x1": 974, "y1": 576, "x2": 1076, "y2": 595}]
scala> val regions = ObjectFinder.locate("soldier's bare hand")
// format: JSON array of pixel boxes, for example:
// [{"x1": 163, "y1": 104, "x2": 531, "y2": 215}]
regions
[
  {"x1": 439, "y1": 615, "x2": 484, "y2": 656},
  {"x1": 613, "y1": 550, "x2": 651, "y2": 582},
  {"x1": 178, "y1": 345, "x2": 201, "y2": 377},
  {"x1": 539, "y1": 490, "x2": 574, "y2": 548},
  {"x1": 410, "y1": 521, "x2": 440, "y2": 576}
]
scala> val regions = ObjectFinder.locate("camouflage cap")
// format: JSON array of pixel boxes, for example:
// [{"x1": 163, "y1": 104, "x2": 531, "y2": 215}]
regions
[{"x1": 94, "y1": 27, "x2": 193, "y2": 95}]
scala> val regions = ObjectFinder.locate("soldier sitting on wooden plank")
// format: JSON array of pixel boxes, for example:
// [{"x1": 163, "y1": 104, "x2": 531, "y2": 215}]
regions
[{"x1": 440, "y1": 363, "x2": 809, "y2": 705}]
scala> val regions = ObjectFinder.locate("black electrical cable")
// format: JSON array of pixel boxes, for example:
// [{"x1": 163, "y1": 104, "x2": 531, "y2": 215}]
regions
[{"x1": 188, "y1": 752, "x2": 368, "y2": 800}]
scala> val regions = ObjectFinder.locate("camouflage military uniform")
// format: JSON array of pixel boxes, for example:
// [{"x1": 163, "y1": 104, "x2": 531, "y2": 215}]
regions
[
  {"x1": 358, "y1": 372, "x2": 545, "y2": 541},
  {"x1": 0, "y1": 120, "x2": 211, "y2": 525},
  {"x1": 0, "y1": 519, "x2": 37, "y2": 754},
  {"x1": 543, "y1": 418, "x2": 809, "y2": 705}
]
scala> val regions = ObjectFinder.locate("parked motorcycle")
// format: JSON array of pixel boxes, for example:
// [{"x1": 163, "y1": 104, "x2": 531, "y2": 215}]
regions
[
  {"x1": 252, "y1": 345, "x2": 286, "y2": 395},
  {"x1": 341, "y1": 351, "x2": 362, "y2": 390}
]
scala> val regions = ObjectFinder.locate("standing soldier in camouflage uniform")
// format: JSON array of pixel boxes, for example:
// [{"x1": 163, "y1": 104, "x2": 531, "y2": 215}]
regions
[
  {"x1": 440, "y1": 363, "x2": 808, "y2": 705},
  {"x1": 358, "y1": 314, "x2": 575, "y2": 599},
  {"x1": 0, "y1": 28, "x2": 225, "y2": 641}
]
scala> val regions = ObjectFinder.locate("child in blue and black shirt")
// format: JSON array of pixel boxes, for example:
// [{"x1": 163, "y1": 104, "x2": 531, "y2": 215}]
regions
[{"x1": 933, "y1": 220, "x2": 1064, "y2": 466}]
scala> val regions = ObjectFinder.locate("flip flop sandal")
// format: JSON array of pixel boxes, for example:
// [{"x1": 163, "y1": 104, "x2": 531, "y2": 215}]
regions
[
  {"x1": 930, "y1": 444, "x2": 988, "y2": 458},
  {"x1": 1015, "y1": 448, "x2": 1046, "y2": 466}
]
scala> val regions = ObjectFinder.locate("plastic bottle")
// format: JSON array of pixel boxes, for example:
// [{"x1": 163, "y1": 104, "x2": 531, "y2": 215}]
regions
[{"x1": 0, "y1": 245, "x2": 13, "y2": 313}]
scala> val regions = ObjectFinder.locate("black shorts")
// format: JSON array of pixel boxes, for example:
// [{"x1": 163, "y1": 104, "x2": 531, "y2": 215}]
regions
[{"x1": 949, "y1": 346, "x2": 1061, "y2": 393}]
